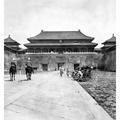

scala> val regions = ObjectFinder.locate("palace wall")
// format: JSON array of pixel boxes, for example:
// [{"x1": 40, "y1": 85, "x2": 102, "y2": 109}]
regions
[
  {"x1": 4, "y1": 50, "x2": 17, "y2": 74},
  {"x1": 17, "y1": 53, "x2": 102, "y2": 72},
  {"x1": 98, "y1": 50, "x2": 116, "y2": 71}
]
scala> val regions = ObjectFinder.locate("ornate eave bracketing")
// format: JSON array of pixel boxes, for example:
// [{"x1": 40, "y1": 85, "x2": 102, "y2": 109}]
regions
[{"x1": 24, "y1": 30, "x2": 97, "y2": 53}]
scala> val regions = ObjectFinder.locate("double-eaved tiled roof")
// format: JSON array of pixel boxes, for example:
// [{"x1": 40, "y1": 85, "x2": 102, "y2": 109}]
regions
[
  {"x1": 4, "y1": 35, "x2": 20, "y2": 45},
  {"x1": 4, "y1": 44, "x2": 17, "y2": 53},
  {"x1": 28, "y1": 30, "x2": 94, "y2": 40},
  {"x1": 102, "y1": 34, "x2": 116, "y2": 44}
]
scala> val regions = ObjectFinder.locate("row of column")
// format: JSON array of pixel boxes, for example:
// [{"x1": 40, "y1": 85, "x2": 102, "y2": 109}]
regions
[{"x1": 27, "y1": 47, "x2": 93, "y2": 53}]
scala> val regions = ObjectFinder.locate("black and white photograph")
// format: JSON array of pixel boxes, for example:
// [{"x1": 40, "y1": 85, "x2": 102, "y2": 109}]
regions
[{"x1": 3, "y1": 0, "x2": 116, "y2": 120}]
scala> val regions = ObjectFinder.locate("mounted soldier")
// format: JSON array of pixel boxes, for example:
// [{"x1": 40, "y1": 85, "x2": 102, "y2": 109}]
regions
[
  {"x1": 25, "y1": 63, "x2": 33, "y2": 80},
  {"x1": 9, "y1": 62, "x2": 17, "y2": 81}
]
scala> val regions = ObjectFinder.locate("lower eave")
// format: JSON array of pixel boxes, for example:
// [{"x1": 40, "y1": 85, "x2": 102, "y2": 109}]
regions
[
  {"x1": 4, "y1": 46, "x2": 17, "y2": 53},
  {"x1": 101, "y1": 45, "x2": 114, "y2": 49},
  {"x1": 24, "y1": 43, "x2": 98, "y2": 47}
]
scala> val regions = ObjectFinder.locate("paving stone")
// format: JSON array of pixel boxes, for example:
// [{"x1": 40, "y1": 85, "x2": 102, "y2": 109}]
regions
[
  {"x1": 5, "y1": 71, "x2": 113, "y2": 120},
  {"x1": 79, "y1": 70, "x2": 116, "y2": 120}
]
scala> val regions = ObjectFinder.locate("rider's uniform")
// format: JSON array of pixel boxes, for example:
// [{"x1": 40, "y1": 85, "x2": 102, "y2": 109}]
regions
[{"x1": 25, "y1": 66, "x2": 33, "y2": 80}]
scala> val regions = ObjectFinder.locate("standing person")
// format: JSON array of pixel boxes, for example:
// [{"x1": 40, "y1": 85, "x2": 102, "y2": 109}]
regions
[
  {"x1": 78, "y1": 69, "x2": 83, "y2": 79},
  {"x1": 59, "y1": 66, "x2": 64, "y2": 77},
  {"x1": 66, "y1": 68, "x2": 69, "y2": 77}
]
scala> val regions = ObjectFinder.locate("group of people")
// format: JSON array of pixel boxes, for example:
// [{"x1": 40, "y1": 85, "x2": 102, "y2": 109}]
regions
[
  {"x1": 59, "y1": 66, "x2": 71, "y2": 77},
  {"x1": 9, "y1": 62, "x2": 93, "y2": 81},
  {"x1": 9, "y1": 62, "x2": 33, "y2": 81},
  {"x1": 58, "y1": 65, "x2": 93, "y2": 82},
  {"x1": 71, "y1": 66, "x2": 93, "y2": 82}
]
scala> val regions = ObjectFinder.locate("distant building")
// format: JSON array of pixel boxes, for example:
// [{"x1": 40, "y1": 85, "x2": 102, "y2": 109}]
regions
[
  {"x1": 4, "y1": 35, "x2": 26, "y2": 73},
  {"x1": 24, "y1": 30, "x2": 98, "y2": 71},
  {"x1": 94, "y1": 48, "x2": 102, "y2": 53},
  {"x1": 4, "y1": 35, "x2": 21, "y2": 51},
  {"x1": 4, "y1": 35, "x2": 26, "y2": 54},
  {"x1": 98, "y1": 34, "x2": 116, "y2": 71},
  {"x1": 101, "y1": 34, "x2": 116, "y2": 52}
]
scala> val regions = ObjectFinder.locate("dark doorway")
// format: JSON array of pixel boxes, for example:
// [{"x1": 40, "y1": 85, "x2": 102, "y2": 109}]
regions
[
  {"x1": 74, "y1": 64, "x2": 79, "y2": 70},
  {"x1": 58, "y1": 63, "x2": 64, "y2": 70},
  {"x1": 42, "y1": 64, "x2": 48, "y2": 71}
]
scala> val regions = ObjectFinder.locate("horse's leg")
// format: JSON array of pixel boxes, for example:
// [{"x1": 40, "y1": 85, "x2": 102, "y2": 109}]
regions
[
  {"x1": 14, "y1": 74, "x2": 15, "y2": 81},
  {"x1": 12, "y1": 73, "x2": 15, "y2": 81},
  {"x1": 29, "y1": 73, "x2": 31, "y2": 80},
  {"x1": 27, "y1": 73, "x2": 29, "y2": 80},
  {"x1": 10, "y1": 73, "x2": 12, "y2": 81},
  {"x1": 11, "y1": 73, "x2": 13, "y2": 81},
  {"x1": 26, "y1": 73, "x2": 28, "y2": 80}
]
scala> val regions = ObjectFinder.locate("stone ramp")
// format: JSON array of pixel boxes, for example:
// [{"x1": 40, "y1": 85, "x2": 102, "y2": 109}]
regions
[{"x1": 5, "y1": 72, "x2": 113, "y2": 120}]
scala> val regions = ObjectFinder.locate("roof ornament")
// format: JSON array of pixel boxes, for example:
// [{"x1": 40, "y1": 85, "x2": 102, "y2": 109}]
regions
[
  {"x1": 112, "y1": 33, "x2": 114, "y2": 37},
  {"x1": 41, "y1": 29, "x2": 44, "y2": 32},
  {"x1": 78, "y1": 29, "x2": 81, "y2": 32},
  {"x1": 8, "y1": 34, "x2": 10, "y2": 38}
]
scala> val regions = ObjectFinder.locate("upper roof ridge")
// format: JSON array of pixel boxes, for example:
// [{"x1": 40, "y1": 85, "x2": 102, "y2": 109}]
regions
[
  {"x1": 4, "y1": 35, "x2": 20, "y2": 45},
  {"x1": 102, "y1": 34, "x2": 116, "y2": 44},
  {"x1": 28, "y1": 30, "x2": 94, "y2": 40}
]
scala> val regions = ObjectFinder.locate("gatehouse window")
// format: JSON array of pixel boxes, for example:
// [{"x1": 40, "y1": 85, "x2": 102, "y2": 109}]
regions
[
  {"x1": 73, "y1": 48, "x2": 79, "y2": 52},
  {"x1": 66, "y1": 48, "x2": 72, "y2": 52},
  {"x1": 42, "y1": 48, "x2": 48, "y2": 52},
  {"x1": 35, "y1": 48, "x2": 41, "y2": 53},
  {"x1": 81, "y1": 48, "x2": 86, "y2": 52},
  {"x1": 29, "y1": 48, "x2": 34, "y2": 53},
  {"x1": 49, "y1": 48, "x2": 55, "y2": 52}
]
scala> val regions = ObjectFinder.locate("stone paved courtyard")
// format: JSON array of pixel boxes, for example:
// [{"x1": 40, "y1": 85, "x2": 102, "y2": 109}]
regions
[
  {"x1": 79, "y1": 70, "x2": 116, "y2": 119},
  {"x1": 4, "y1": 71, "x2": 113, "y2": 120}
]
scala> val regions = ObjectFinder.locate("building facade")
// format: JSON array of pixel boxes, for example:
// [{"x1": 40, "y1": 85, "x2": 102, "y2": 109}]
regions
[
  {"x1": 101, "y1": 34, "x2": 116, "y2": 52},
  {"x1": 4, "y1": 35, "x2": 21, "y2": 50},
  {"x1": 4, "y1": 35, "x2": 26, "y2": 73},
  {"x1": 98, "y1": 34, "x2": 116, "y2": 71},
  {"x1": 24, "y1": 30, "x2": 98, "y2": 71}
]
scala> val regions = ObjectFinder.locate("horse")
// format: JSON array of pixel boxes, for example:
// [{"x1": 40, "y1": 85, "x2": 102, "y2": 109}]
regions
[
  {"x1": 9, "y1": 62, "x2": 17, "y2": 81},
  {"x1": 25, "y1": 65, "x2": 33, "y2": 80}
]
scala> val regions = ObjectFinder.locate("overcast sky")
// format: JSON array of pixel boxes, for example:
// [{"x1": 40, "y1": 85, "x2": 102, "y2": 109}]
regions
[{"x1": 4, "y1": 0, "x2": 115, "y2": 48}]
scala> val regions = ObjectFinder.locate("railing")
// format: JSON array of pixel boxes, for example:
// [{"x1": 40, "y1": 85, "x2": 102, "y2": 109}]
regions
[{"x1": 26, "y1": 52, "x2": 97, "y2": 54}]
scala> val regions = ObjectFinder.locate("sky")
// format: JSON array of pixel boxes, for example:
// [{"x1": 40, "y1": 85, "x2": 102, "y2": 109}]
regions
[{"x1": 4, "y1": 0, "x2": 116, "y2": 48}]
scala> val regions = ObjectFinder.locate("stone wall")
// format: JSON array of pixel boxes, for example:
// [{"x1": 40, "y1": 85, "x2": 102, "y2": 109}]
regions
[
  {"x1": 98, "y1": 50, "x2": 116, "y2": 71},
  {"x1": 4, "y1": 50, "x2": 17, "y2": 74},
  {"x1": 20, "y1": 53, "x2": 102, "y2": 72},
  {"x1": 5, "y1": 51, "x2": 103, "y2": 73}
]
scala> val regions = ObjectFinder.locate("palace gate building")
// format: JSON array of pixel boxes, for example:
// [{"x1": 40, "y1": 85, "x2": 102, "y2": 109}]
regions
[{"x1": 24, "y1": 30, "x2": 98, "y2": 71}]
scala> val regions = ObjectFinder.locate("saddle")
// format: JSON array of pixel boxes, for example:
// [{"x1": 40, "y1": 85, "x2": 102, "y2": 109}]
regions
[
  {"x1": 26, "y1": 66, "x2": 33, "y2": 73},
  {"x1": 9, "y1": 66, "x2": 16, "y2": 74}
]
